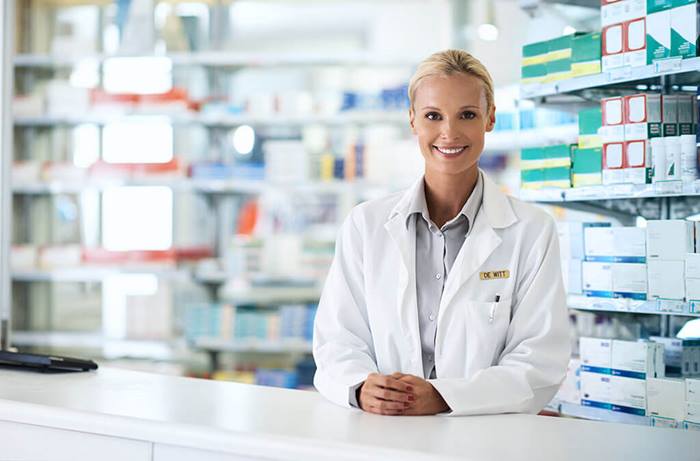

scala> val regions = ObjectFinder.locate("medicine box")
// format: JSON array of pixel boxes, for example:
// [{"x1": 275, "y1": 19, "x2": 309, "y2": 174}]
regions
[
  {"x1": 624, "y1": 17, "x2": 648, "y2": 67},
  {"x1": 580, "y1": 337, "x2": 613, "y2": 369},
  {"x1": 572, "y1": 148, "x2": 603, "y2": 186},
  {"x1": 624, "y1": 94, "x2": 662, "y2": 140},
  {"x1": 584, "y1": 226, "x2": 646, "y2": 261},
  {"x1": 601, "y1": 97, "x2": 626, "y2": 142},
  {"x1": 582, "y1": 261, "x2": 614, "y2": 294},
  {"x1": 650, "y1": 336, "x2": 696, "y2": 375},
  {"x1": 611, "y1": 340, "x2": 665, "y2": 378},
  {"x1": 678, "y1": 94, "x2": 696, "y2": 135},
  {"x1": 624, "y1": 140, "x2": 651, "y2": 184},
  {"x1": 557, "y1": 221, "x2": 585, "y2": 260},
  {"x1": 578, "y1": 107, "x2": 603, "y2": 148},
  {"x1": 580, "y1": 371, "x2": 612, "y2": 408},
  {"x1": 686, "y1": 402, "x2": 700, "y2": 423},
  {"x1": 688, "y1": 378, "x2": 700, "y2": 402},
  {"x1": 572, "y1": 32, "x2": 602, "y2": 76},
  {"x1": 686, "y1": 277, "x2": 700, "y2": 301},
  {"x1": 670, "y1": 1, "x2": 699, "y2": 58},
  {"x1": 686, "y1": 253, "x2": 700, "y2": 278},
  {"x1": 647, "y1": 10, "x2": 672, "y2": 63},
  {"x1": 648, "y1": 0, "x2": 674, "y2": 14},
  {"x1": 602, "y1": 23, "x2": 626, "y2": 70},
  {"x1": 646, "y1": 377, "x2": 686, "y2": 421},
  {"x1": 647, "y1": 259, "x2": 686, "y2": 300},
  {"x1": 602, "y1": 0, "x2": 627, "y2": 26},
  {"x1": 663, "y1": 94, "x2": 679, "y2": 137},
  {"x1": 646, "y1": 220, "x2": 694, "y2": 260},
  {"x1": 603, "y1": 143, "x2": 626, "y2": 184},
  {"x1": 612, "y1": 263, "x2": 648, "y2": 297},
  {"x1": 610, "y1": 375, "x2": 647, "y2": 414}
]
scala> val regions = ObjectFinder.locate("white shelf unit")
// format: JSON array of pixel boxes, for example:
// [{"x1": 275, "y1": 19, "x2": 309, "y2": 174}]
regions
[
  {"x1": 519, "y1": 43, "x2": 700, "y2": 427},
  {"x1": 11, "y1": 267, "x2": 189, "y2": 283},
  {"x1": 218, "y1": 286, "x2": 322, "y2": 305}
]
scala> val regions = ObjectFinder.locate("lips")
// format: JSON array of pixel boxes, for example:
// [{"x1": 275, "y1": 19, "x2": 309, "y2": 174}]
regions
[{"x1": 433, "y1": 145, "x2": 467, "y2": 156}]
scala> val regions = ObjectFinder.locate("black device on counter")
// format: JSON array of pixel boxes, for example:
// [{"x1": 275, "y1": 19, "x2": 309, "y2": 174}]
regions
[{"x1": 0, "y1": 350, "x2": 98, "y2": 372}]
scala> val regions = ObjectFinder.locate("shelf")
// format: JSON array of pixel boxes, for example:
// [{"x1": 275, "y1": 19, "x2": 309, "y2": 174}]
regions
[
  {"x1": 193, "y1": 337, "x2": 312, "y2": 353},
  {"x1": 11, "y1": 267, "x2": 188, "y2": 283},
  {"x1": 14, "y1": 52, "x2": 418, "y2": 68},
  {"x1": 556, "y1": 400, "x2": 651, "y2": 426},
  {"x1": 521, "y1": 57, "x2": 700, "y2": 99},
  {"x1": 485, "y1": 124, "x2": 578, "y2": 152},
  {"x1": 11, "y1": 331, "x2": 182, "y2": 360},
  {"x1": 568, "y1": 294, "x2": 700, "y2": 317},
  {"x1": 218, "y1": 285, "x2": 322, "y2": 305},
  {"x1": 519, "y1": 180, "x2": 700, "y2": 203},
  {"x1": 13, "y1": 111, "x2": 409, "y2": 127}
]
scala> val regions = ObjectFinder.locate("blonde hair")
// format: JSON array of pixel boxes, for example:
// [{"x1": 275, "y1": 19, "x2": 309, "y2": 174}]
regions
[{"x1": 408, "y1": 49, "x2": 494, "y2": 113}]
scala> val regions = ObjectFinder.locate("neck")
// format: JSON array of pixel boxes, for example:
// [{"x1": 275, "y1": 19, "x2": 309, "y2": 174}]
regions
[{"x1": 424, "y1": 166, "x2": 479, "y2": 229}]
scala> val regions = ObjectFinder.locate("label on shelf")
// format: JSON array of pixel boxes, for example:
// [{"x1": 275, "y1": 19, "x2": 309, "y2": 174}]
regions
[
  {"x1": 566, "y1": 186, "x2": 605, "y2": 200},
  {"x1": 654, "y1": 58, "x2": 682, "y2": 74},
  {"x1": 607, "y1": 67, "x2": 633, "y2": 82},
  {"x1": 656, "y1": 299, "x2": 686, "y2": 313},
  {"x1": 689, "y1": 301, "x2": 700, "y2": 314},
  {"x1": 653, "y1": 180, "x2": 683, "y2": 195},
  {"x1": 608, "y1": 184, "x2": 634, "y2": 196}
]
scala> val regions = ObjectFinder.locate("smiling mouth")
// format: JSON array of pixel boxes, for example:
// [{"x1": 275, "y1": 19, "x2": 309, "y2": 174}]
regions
[{"x1": 433, "y1": 145, "x2": 467, "y2": 156}]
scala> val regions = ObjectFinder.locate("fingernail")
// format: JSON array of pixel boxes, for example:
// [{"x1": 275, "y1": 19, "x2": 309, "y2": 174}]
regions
[
  {"x1": 407, "y1": 386, "x2": 414, "y2": 392},
  {"x1": 408, "y1": 395, "x2": 415, "y2": 401}
]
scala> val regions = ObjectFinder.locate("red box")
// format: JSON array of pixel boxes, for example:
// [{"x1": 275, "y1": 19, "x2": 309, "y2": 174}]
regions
[{"x1": 603, "y1": 142, "x2": 625, "y2": 169}]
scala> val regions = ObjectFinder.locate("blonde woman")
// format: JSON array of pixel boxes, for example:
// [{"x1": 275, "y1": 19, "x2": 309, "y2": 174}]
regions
[{"x1": 313, "y1": 50, "x2": 570, "y2": 416}]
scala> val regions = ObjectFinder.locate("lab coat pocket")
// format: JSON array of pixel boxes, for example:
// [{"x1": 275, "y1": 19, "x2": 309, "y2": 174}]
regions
[{"x1": 464, "y1": 298, "x2": 512, "y2": 372}]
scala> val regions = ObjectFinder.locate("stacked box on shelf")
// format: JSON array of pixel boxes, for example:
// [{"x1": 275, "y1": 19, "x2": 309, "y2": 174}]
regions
[
  {"x1": 520, "y1": 144, "x2": 573, "y2": 189},
  {"x1": 521, "y1": 40, "x2": 549, "y2": 85},
  {"x1": 647, "y1": 220, "x2": 693, "y2": 300},
  {"x1": 650, "y1": 336, "x2": 700, "y2": 376},
  {"x1": 557, "y1": 222, "x2": 588, "y2": 294},
  {"x1": 521, "y1": 34, "x2": 583, "y2": 84},
  {"x1": 580, "y1": 337, "x2": 664, "y2": 416},
  {"x1": 647, "y1": 377, "x2": 687, "y2": 427},
  {"x1": 582, "y1": 225, "x2": 647, "y2": 299},
  {"x1": 670, "y1": 0, "x2": 699, "y2": 59},
  {"x1": 572, "y1": 32, "x2": 602, "y2": 76}
]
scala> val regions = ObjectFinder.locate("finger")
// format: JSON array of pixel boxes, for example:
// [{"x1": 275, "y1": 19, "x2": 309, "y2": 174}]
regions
[
  {"x1": 377, "y1": 376, "x2": 415, "y2": 393},
  {"x1": 367, "y1": 395, "x2": 411, "y2": 412},
  {"x1": 368, "y1": 386, "x2": 414, "y2": 403},
  {"x1": 368, "y1": 401, "x2": 409, "y2": 415},
  {"x1": 367, "y1": 405, "x2": 405, "y2": 416}
]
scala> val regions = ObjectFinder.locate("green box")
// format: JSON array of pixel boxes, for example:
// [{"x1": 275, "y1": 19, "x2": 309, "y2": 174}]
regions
[
  {"x1": 648, "y1": 0, "x2": 674, "y2": 13},
  {"x1": 546, "y1": 144, "x2": 573, "y2": 159},
  {"x1": 544, "y1": 167, "x2": 572, "y2": 181},
  {"x1": 670, "y1": 3, "x2": 699, "y2": 58},
  {"x1": 521, "y1": 169, "x2": 545, "y2": 183},
  {"x1": 579, "y1": 108, "x2": 603, "y2": 136},
  {"x1": 572, "y1": 33, "x2": 602, "y2": 63},
  {"x1": 647, "y1": 10, "x2": 672, "y2": 64},
  {"x1": 521, "y1": 63, "x2": 548, "y2": 82},
  {"x1": 521, "y1": 147, "x2": 543, "y2": 161},
  {"x1": 573, "y1": 148, "x2": 603, "y2": 174},
  {"x1": 672, "y1": 0, "x2": 696, "y2": 7},
  {"x1": 523, "y1": 40, "x2": 550, "y2": 58}
]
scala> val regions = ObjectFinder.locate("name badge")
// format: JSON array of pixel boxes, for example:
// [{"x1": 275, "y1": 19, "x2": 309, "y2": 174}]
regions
[{"x1": 480, "y1": 270, "x2": 510, "y2": 280}]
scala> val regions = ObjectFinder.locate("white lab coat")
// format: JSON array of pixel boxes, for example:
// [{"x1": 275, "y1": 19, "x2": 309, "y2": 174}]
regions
[{"x1": 312, "y1": 170, "x2": 570, "y2": 416}]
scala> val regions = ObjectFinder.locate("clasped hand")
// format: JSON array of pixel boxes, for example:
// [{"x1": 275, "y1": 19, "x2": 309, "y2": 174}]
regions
[{"x1": 357, "y1": 372, "x2": 449, "y2": 416}]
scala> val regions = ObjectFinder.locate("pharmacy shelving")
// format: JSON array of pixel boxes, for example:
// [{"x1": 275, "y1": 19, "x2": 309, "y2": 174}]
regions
[
  {"x1": 550, "y1": 399, "x2": 651, "y2": 427},
  {"x1": 218, "y1": 286, "x2": 322, "y2": 305},
  {"x1": 520, "y1": 181, "x2": 700, "y2": 203},
  {"x1": 568, "y1": 295, "x2": 700, "y2": 317},
  {"x1": 13, "y1": 51, "x2": 419, "y2": 68},
  {"x1": 521, "y1": 57, "x2": 700, "y2": 100}
]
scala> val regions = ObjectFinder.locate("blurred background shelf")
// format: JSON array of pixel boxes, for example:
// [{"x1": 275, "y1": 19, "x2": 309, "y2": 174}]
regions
[
  {"x1": 193, "y1": 337, "x2": 312, "y2": 354},
  {"x1": 568, "y1": 295, "x2": 700, "y2": 317}
]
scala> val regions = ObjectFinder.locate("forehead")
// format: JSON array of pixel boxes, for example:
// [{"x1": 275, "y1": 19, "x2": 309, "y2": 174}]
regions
[{"x1": 413, "y1": 73, "x2": 486, "y2": 109}]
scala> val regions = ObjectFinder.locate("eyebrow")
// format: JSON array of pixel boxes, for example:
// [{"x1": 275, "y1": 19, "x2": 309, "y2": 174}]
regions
[{"x1": 420, "y1": 105, "x2": 480, "y2": 111}]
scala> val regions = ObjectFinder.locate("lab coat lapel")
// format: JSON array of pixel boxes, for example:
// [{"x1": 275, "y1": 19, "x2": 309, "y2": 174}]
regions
[
  {"x1": 384, "y1": 180, "x2": 422, "y2": 371},
  {"x1": 440, "y1": 171, "x2": 516, "y2": 309}
]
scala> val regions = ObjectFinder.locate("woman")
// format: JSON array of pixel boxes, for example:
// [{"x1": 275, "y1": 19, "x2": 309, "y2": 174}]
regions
[{"x1": 312, "y1": 50, "x2": 570, "y2": 416}]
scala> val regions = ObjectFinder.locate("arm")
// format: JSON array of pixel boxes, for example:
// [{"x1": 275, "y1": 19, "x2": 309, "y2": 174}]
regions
[
  {"x1": 312, "y1": 208, "x2": 378, "y2": 408},
  {"x1": 429, "y1": 218, "x2": 571, "y2": 416}
]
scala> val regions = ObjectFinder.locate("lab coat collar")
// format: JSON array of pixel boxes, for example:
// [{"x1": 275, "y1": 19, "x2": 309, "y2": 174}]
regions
[{"x1": 388, "y1": 169, "x2": 517, "y2": 231}]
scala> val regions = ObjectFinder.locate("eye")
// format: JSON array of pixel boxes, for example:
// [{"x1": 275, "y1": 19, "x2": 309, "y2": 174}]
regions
[
  {"x1": 425, "y1": 112, "x2": 441, "y2": 121},
  {"x1": 461, "y1": 111, "x2": 477, "y2": 120}
]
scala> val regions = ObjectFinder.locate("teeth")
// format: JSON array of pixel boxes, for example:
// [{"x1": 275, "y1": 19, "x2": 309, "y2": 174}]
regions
[{"x1": 435, "y1": 146, "x2": 464, "y2": 154}]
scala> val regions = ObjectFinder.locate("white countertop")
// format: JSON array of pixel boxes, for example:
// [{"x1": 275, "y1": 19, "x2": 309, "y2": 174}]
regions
[{"x1": 0, "y1": 366, "x2": 698, "y2": 461}]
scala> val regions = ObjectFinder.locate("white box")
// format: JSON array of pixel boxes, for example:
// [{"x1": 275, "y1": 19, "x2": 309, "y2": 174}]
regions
[
  {"x1": 611, "y1": 340, "x2": 664, "y2": 378},
  {"x1": 582, "y1": 262, "x2": 613, "y2": 293},
  {"x1": 580, "y1": 337, "x2": 613, "y2": 369},
  {"x1": 689, "y1": 378, "x2": 700, "y2": 403},
  {"x1": 624, "y1": 17, "x2": 647, "y2": 67},
  {"x1": 686, "y1": 278, "x2": 700, "y2": 301},
  {"x1": 624, "y1": 93, "x2": 662, "y2": 140},
  {"x1": 585, "y1": 227, "x2": 646, "y2": 261},
  {"x1": 646, "y1": 377, "x2": 686, "y2": 421},
  {"x1": 664, "y1": 136, "x2": 682, "y2": 181},
  {"x1": 681, "y1": 134, "x2": 698, "y2": 182},
  {"x1": 612, "y1": 263, "x2": 647, "y2": 295},
  {"x1": 671, "y1": 3, "x2": 699, "y2": 59},
  {"x1": 584, "y1": 227, "x2": 614, "y2": 259},
  {"x1": 624, "y1": 140, "x2": 650, "y2": 184},
  {"x1": 651, "y1": 137, "x2": 667, "y2": 182},
  {"x1": 580, "y1": 371, "x2": 612, "y2": 404},
  {"x1": 686, "y1": 253, "x2": 700, "y2": 279},
  {"x1": 557, "y1": 221, "x2": 585, "y2": 260},
  {"x1": 602, "y1": 1, "x2": 628, "y2": 26},
  {"x1": 647, "y1": 260, "x2": 686, "y2": 300},
  {"x1": 601, "y1": 98, "x2": 626, "y2": 142},
  {"x1": 610, "y1": 374, "x2": 647, "y2": 411},
  {"x1": 624, "y1": 0, "x2": 646, "y2": 21},
  {"x1": 686, "y1": 402, "x2": 700, "y2": 424},
  {"x1": 646, "y1": 220, "x2": 694, "y2": 260},
  {"x1": 650, "y1": 336, "x2": 689, "y2": 375},
  {"x1": 646, "y1": 10, "x2": 671, "y2": 64}
]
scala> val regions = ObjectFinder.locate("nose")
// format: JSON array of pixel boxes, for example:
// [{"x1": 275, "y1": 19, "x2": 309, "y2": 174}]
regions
[{"x1": 440, "y1": 118, "x2": 460, "y2": 139}]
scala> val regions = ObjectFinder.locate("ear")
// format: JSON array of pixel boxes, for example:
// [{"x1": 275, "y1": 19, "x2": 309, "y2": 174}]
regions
[
  {"x1": 485, "y1": 105, "x2": 496, "y2": 132},
  {"x1": 409, "y1": 108, "x2": 417, "y2": 135}
]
